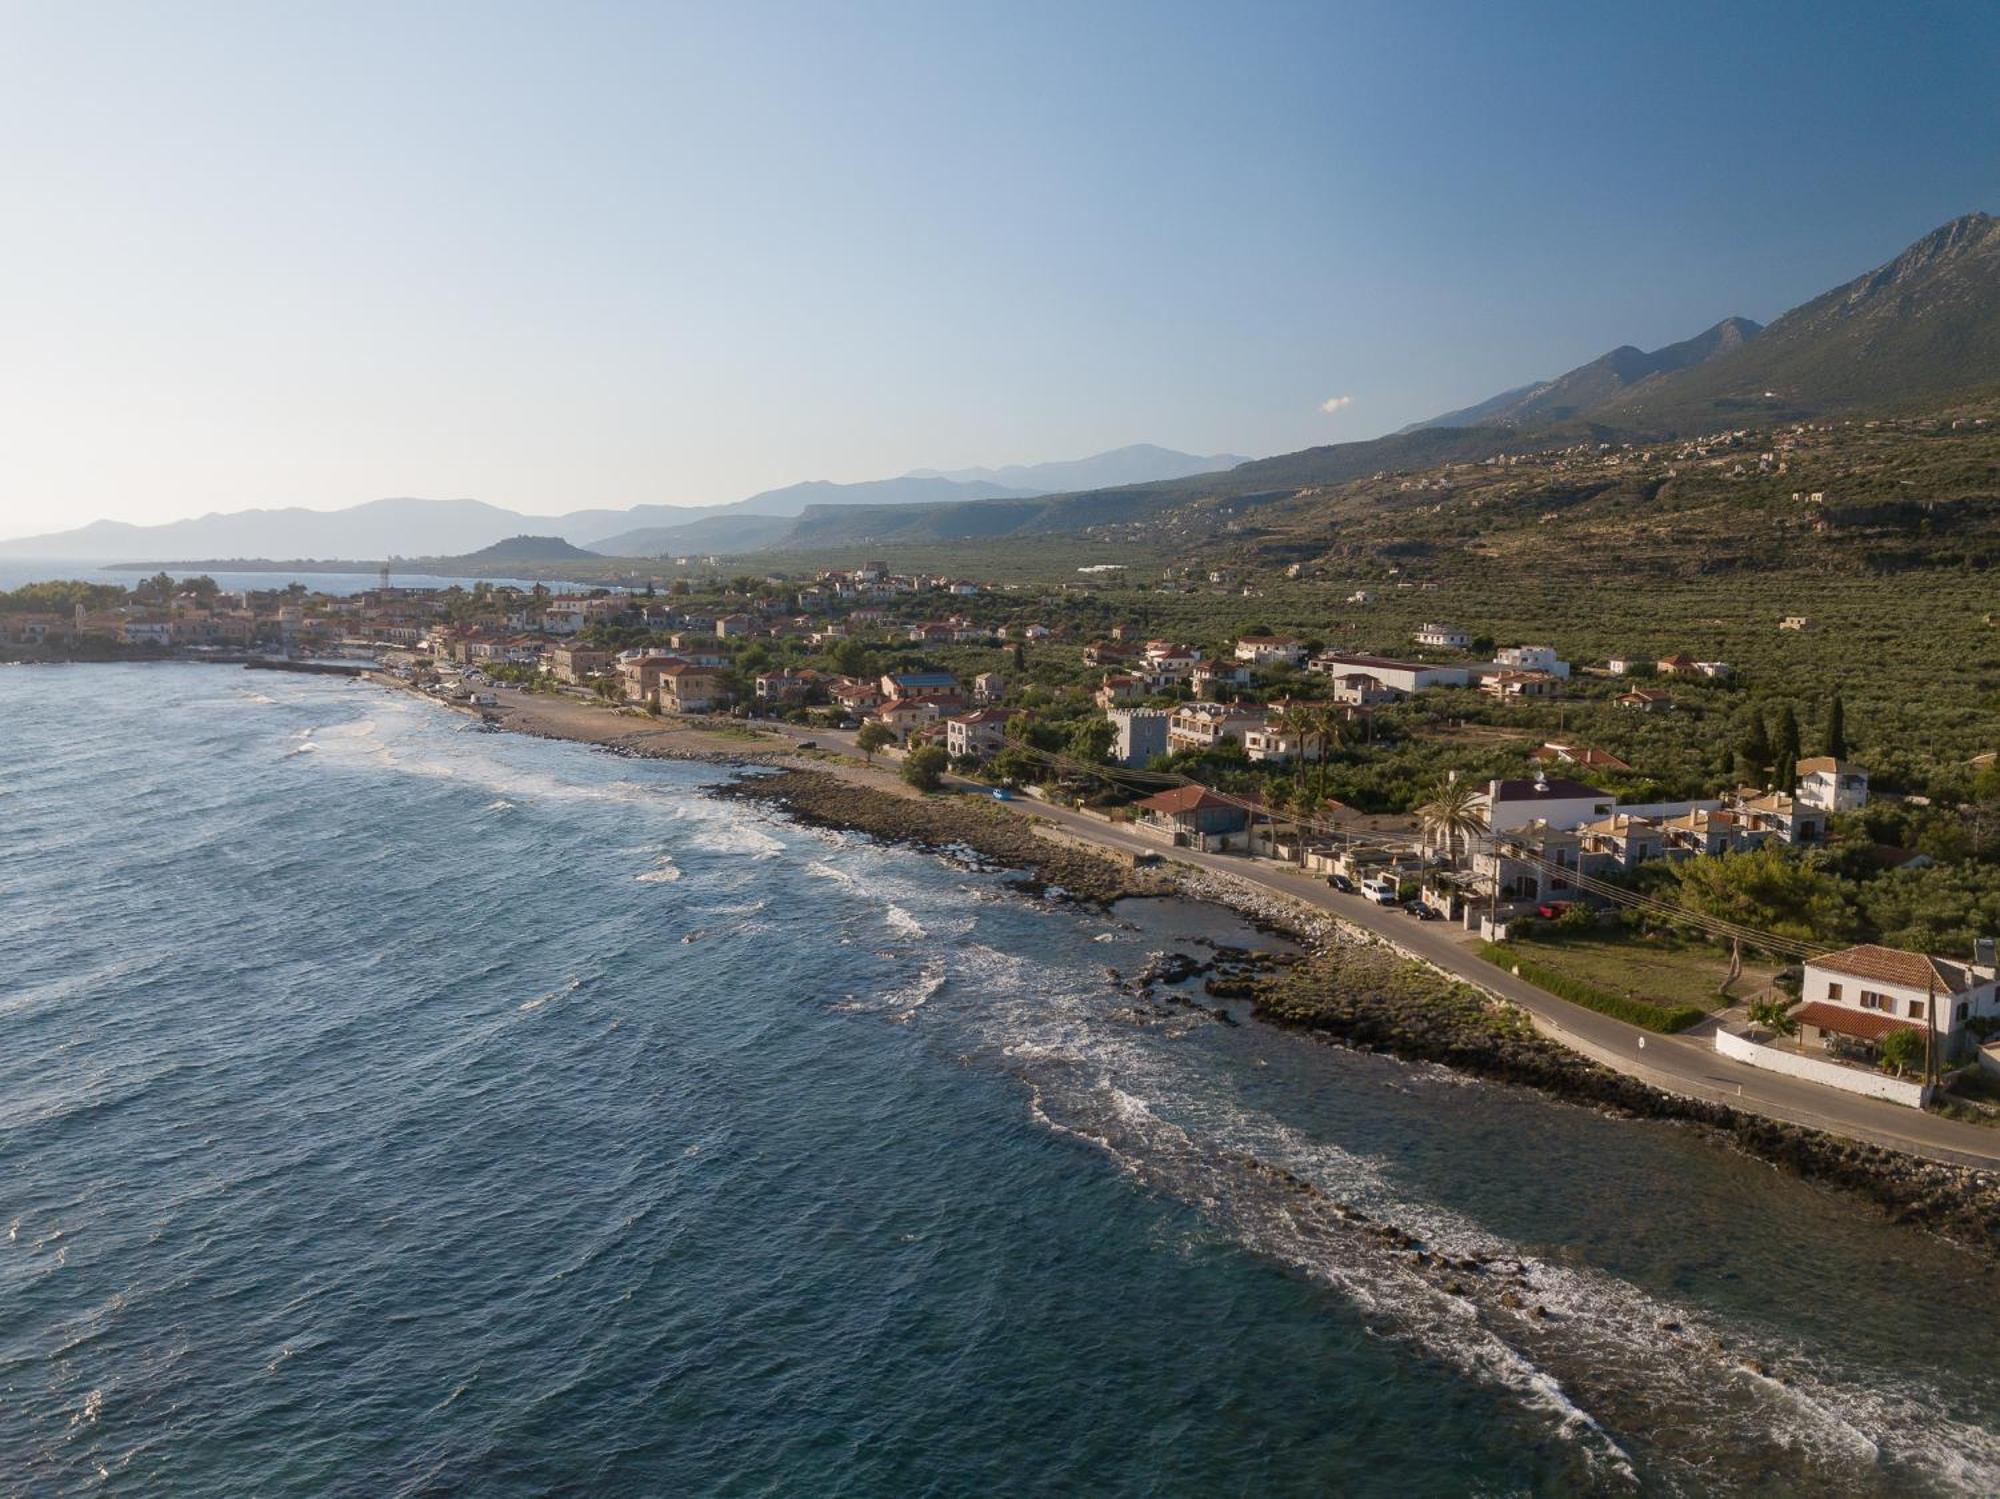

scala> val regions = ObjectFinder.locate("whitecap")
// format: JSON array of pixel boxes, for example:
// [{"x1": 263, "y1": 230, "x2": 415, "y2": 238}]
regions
[{"x1": 520, "y1": 975, "x2": 584, "y2": 1012}]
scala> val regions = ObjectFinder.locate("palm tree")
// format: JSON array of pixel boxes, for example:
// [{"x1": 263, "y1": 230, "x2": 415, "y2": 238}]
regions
[
  {"x1": 1415, "y1": 773, "x2": 1485, "y2": 871},
  {"x1": 1278, "y1": 698, "x2": 1318, "y2": 791},
  {"x1": 1310, "y1": 706, "x2": 1345, "y2": 808}
]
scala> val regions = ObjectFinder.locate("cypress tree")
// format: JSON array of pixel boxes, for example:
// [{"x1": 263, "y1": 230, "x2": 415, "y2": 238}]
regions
[
  {"x1": 1737, "y1": 711, "x2": 1773, "y2": 786},
  {"x1": 1774, "y1": 705, "x2": 1802, "y2": 790},
  {"x1": 1823, "y1": 691, "x2": 1847, "y2": 760}
]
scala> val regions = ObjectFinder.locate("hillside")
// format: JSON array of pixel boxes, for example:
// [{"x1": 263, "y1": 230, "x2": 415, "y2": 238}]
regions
[
  {"x1": 733, "y1": 213, "x2": 2000, "y2": 554},
  {"x1": 1406, "y1": 318, "x2": 1761, "y2": 431},
  {"x1": 446, "y1": 534, "x2": 601, "y2": 565},
  {"x1": 905, "y1": 443, "x2": 1249, "y2": 491},
  {"x1": 1191, "y1": 394, "x2": 2000, "y2": 583},
  {"x1": 1595, "y1": 213, "x2": 2000, "y2": 432}
]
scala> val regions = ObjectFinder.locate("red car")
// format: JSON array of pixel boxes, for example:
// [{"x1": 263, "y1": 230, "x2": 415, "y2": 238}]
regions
[{"x1": 1537, "y1": 900, "x2": 1574, "y2": 920}]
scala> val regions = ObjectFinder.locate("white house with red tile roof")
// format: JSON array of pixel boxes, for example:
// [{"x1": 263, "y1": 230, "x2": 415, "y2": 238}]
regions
[
  {"x1": 945, "y1": 708, "x2": 1016, "y2": 761},
  {"x1": 1795, "y1": 757, "x2": 1869, "y2": 814},
  {"x1": 1234, "y1": 634, "x2": 1306, "y2": 666},
  {"x1": 1797, "y1": 944, "x2": 2000, "y2": 1059}
]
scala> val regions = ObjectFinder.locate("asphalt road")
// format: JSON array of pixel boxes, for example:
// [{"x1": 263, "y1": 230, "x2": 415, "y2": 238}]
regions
[{"x1": 748, "y1": 716, "x2": 2000, "y2": 1167}]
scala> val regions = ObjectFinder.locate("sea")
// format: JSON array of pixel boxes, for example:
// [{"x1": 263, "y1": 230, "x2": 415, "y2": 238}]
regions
[
  {"x1": 4, "y1": 662, "x2": 1999, "y2": 1497},
  {"x1": 0, "y1": 562, "x2": 604, "y2": 596}
]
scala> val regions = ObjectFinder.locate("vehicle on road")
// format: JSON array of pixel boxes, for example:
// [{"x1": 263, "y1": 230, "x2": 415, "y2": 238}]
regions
[
  {"x1": 1537, "y1": 900, "x2": 1574, "y2": 920},
  {"x1": 796, "y1": 740, "x2": 817, "y2": 750},
  {"x1": 1403, "y1": 901, "x2": 1441, "y2": 921},
  {"x1": 1327, "y1": 874, "x2": 1356, "y2": 894},
  {"x1": 991, "y1": 787, "x2": 1014, "y2": 801},
  {"x1": 1361, "y1": 876, "x2": 1401, "y2": 906}
]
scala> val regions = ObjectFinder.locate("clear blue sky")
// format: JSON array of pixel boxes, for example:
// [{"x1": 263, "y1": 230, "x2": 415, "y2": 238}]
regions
[{"x1": 3, "y1": 0, "x2": 1996, "y2": 533}]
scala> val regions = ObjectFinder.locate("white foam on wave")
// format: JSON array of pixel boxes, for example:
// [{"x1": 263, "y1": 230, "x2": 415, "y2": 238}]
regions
[
  {"x1": 520, "y1": 975, "x2": 584, "y2": 1012},
  {"x1": 883, "y1": 903, "x2": 925, "y2": 940},
  {"x1": 937, "y1": 938, "x2": 2000, "y2": 1493},
  {"x1": 635, "y1": 855, "x2": 682, "y2": 883}
]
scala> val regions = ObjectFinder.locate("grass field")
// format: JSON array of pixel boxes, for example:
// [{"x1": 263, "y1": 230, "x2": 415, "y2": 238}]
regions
[{"x1": 1482, "y1": 931, "x2": 1784, "y2": 1016}]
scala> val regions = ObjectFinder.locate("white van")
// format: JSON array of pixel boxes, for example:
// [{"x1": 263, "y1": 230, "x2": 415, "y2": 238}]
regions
[{"x1": 1361, "y1": 875, "x2": 1401, "y2": 906}]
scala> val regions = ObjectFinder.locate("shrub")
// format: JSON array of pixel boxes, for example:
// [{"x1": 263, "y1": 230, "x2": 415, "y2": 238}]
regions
[
  {"x1": 1478, "y1": 942, "x2": 1706, "y2": 1033},
  {"x1": 902, "y1": 744, "x2": 949, "y2": 792}
]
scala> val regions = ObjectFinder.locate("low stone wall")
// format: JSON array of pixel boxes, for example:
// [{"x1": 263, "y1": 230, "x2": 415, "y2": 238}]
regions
[{"x1": 1716, "y1": 1028, "x2": 1931, "y2": 1108}]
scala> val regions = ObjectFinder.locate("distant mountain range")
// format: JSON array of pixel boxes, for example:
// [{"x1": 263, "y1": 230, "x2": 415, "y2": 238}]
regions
[
  {"x1": 725, "y1": 211, "x2": 2000, "y2": 552},
  {"x1": 10, "y1": 213, "x2": 1998, "y2": 567},
  {"x1": 1401, "y1": 317, "x2": 1763, "y2": 432},
  {"x1": 904, "y1": 443, "x2": 1248, "y2": 493},
  {"x1": 0, "y1": 446, "x2": 1240, "y2": 563},
  {"x1": 1405, "y1": 212, "x2": 2000, "y2": 436}
]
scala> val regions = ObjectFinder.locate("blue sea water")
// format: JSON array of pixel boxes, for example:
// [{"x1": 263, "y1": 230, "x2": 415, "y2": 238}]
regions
[
  {"x1": 4, "y1": 663, "x2": 2000, "y2": 1496},
  {"x1": 0, "y1": 561, "x2": 604, "y2": 595}
]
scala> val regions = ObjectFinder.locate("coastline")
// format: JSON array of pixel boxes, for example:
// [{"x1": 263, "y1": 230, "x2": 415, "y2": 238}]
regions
[{"x1": 405, "y1": 678, "x2": 2000, "y2": 1262}]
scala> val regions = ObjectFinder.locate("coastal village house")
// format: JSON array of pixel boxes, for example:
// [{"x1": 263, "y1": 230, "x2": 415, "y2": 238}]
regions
[
  {"x1": 1494, "y1": 644, "x2": 1571, "y2": 678},
  {"x1": 659, "y1": 664, "x2": 728, "y2": 713},
  {"x1": 880, "y1": 670, "x2": 959, "y2": 702},
  {"x1": 945, "y1": 708, "x2": 1016, "y2": 761},
  {"x1": 1796, "y1": 756, "x2": 1869, "y2": 813},
  {"x1": 1794, "y1": 943, "x2": 2000, "y2": 1065},
  {"x1": 550, "y1": 645, "x2": 611, "y2": 684},
  {"x1": 1234, "y1": 633, "x2": 1307, "y2": 666},
  {"x1": 874, "y1": 698, "x2": 944, "y2": 741},
  {"x1": 1415, "y1": 622, "x2": 1469, "y2": 649},
  {"x1": 1166, "y1": 701, "x2": 1266, "y2": 755},
  {"x1": 1132, "y1": 786, "x2": 1252, "y2": 851}
]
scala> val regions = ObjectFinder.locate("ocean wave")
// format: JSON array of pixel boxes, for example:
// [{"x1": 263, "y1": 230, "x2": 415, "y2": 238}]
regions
[
  {"x1": 520, "y1": 975, "x2": 585, "y2": 1012},
  {"x1": 948, "y1": 939, "x2": 2000, "y2": 1494}
]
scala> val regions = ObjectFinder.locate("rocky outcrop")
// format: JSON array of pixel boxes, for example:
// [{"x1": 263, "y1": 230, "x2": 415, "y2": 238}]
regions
[
  {"x1": 714, "y1": 768, "x2": 1176, "y2": 906},
  {"x1": 1253, "y1": 944, "x2": 2000, "y2": 1261}
]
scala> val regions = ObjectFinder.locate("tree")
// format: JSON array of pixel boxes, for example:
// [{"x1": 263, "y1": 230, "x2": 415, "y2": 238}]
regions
[
  {"x1": 1822, "y1": 691, "x2": 1848, "y2": 760},
  {"x1": 1067, "y1": 717, "x2": 1115, "y2": 765},
  {"x1": 1772, "y1": 705, "x2": 1802, "y2": 790},
  {"x1": 1748, "y1": 995, "x2": 1800, "y2": 1048},
  {"x1": 1414, "y1": 774, "x2": 1485, "y2": 870},
  {"x1": 902, "y1": 744, "x2": 949, "y2": 792},
  {"x1": 1669, "y1": 845, "x2": 1850, "y2": 946},
  {"x1": 1878, "y1": 1026, "x2": 1923, "y2": 1078},
  {"x1": 1737, "y1": 711, "x2": 1774, "y2": 787},
  {"x1": 830, "y1": 638, "x2": 871, "y2": 678},
  {"x1": 855, "y1": 721, "x2": 895, "y2": 764}
]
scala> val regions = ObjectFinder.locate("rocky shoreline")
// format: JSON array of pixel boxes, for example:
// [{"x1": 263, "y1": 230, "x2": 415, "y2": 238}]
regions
[
  {"x1": 719, "y1": 766, "x2": 2000, "y2": 1263},
  {"x1": 389, "y1": 683, "x2": 2000, "y2": 1264},
  {"x1": 713, "y1": 766, "x2": 1177, "y2": 904},
  {"x1": 1248, "y1": 942, "x2": 2000, "y2": 1263}
]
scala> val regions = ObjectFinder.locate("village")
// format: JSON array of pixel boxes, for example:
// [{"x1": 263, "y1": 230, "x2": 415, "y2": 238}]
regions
[{"x1": 9, "y1": 555, "x2": 1999, "y2": 1130}]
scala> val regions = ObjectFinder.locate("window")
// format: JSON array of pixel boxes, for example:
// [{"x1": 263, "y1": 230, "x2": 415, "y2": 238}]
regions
[
  {"x1": 1827, "y1": 983, "x2": 1843, "y2": 1002},
  {"x1": 1958, "y1": 1003, "x2": 1970, "y2": 1023},
  {"x1": 1858, "y1": 990, "x2": 1892, "y2": 1011},
  {"x1": 1908, "y1": 1000, "x2": 1925, "y2": 1019}
]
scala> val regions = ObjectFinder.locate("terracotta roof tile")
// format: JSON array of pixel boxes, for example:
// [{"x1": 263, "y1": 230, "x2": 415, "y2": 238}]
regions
[
  {"x1": 1794, "y1": 1001, "x2": 1921, "y2": 1043},
  {"x1": 1810, "y1": 944, "x2": 1972, "y2": 995}
]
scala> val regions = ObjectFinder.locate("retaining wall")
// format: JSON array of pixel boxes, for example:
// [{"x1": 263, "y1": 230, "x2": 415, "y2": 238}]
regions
[{"x1": 1715, "y1": 1028, "x2": 1930, "y2": 1108}]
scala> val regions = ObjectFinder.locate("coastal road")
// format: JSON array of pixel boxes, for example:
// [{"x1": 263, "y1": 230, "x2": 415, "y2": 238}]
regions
[{"x1": 498, "y1": 694, "x2": 2000, "y2": 1168}]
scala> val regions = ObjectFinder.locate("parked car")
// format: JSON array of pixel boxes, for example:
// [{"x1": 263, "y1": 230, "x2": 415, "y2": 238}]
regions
[
  {"x1": 796, "y1": 739, "x2": 818, "y2": 751},
  {"x1": 1363, "y1": 879, "x2": 1400, "y2": 906},
  {"x1": 1537, "y1": 900, "x2": 1574, "y2": 920},
  {"x1": 1327, "y1": 874, "x2": 1356, "y2": 894},
  {"x1": 1403, "y1": 902, "x2": 1440, "y2": 921},
  {"x1": 991, "y1": 787, "x2": 1015, "y2": 801}
]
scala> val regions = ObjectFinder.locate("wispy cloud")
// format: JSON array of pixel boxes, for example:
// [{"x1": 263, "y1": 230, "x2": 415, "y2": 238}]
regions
[{"x1": 1320, "y1": 394, "x2": 1354, "y2": 414}]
